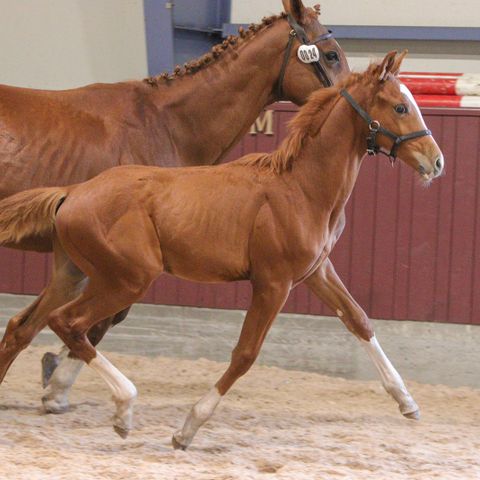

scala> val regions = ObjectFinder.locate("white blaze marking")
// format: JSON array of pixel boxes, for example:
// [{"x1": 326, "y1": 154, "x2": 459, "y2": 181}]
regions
[
  {"x1": 174, "y1": 387, "x2": 222, "y2": 448},
  {"x1": 400, "y1": 82, "x2": 444, "y2": 176},
  {"x1": 361, "y1": 335, "x2": 419, "y2": 416},
  {"x1": 400, "y1": 83, "x2": 427, "y2": 129}
]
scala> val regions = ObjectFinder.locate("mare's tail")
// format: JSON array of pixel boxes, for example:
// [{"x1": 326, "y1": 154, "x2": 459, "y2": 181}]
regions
[{"x1": 0, "y1": 187, "x2": 69, "y2": 245}]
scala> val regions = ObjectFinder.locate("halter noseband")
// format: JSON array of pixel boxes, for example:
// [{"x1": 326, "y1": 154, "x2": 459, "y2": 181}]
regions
[
  {"x1": 277, "y1": 15, "x2": 333, "y2": 99},
  {"x1": 340, "y1": 89, "x2": 432, "y2": 162}
]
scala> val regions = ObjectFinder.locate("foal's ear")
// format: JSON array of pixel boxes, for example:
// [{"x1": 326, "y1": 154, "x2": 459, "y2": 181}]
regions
[
  {"x1": 282, "y1": 0, "x2": 307, "y2": 24},
  {"x1": 391, "y1": 49, "x2": 408, "y2": 76},
  {"x1": 376, "y1": 50, "x2": 398, "y2": 82}
]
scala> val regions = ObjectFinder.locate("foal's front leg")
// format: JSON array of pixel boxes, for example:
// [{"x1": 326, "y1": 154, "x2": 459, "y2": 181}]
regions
[
  {"x1": 306, "y1": 258, "x2": 419, "y2": 419},
  {"x1": 173, "y1": 281, "x2": 290, "y2": 450}
]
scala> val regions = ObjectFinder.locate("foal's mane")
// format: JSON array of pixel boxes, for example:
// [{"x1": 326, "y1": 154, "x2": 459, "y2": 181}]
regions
[
  {"x1": 144, "y1": 6, "x2": 321, "y2": 86},
  {"x1": 242, "y1": 68, "x2": 378, "y2": 174}
]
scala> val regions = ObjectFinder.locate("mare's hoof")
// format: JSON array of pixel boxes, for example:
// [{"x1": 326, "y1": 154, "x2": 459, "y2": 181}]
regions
[
  {"x1": 172, "y1": 435, "x2": 187, "y2": 451},
  {"x1": 403, "y1": 409, "x2": 420, "y2": 421},
  {"x1": 113, "y1": 425, "x2": 130, "y2": 439},
  {"x1": 42, "y1": 396, "x2": 70, "y2": 414},
  {"x1": 41, "y1": 352, "x2": 60, "y2": 388}
]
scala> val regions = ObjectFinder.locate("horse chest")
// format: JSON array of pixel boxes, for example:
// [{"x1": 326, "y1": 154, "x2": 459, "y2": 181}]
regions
[{"x1": 289, "y1": 209, "x2": 347, "y2": 285}]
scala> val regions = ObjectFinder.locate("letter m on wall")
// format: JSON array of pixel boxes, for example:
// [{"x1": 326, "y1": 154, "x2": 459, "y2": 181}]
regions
[{"x1": 249, "y1": 110, "x2": 274, "y2": 136}]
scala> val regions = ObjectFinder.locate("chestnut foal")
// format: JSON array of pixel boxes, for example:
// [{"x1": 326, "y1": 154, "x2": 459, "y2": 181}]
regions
[{"x1": 0, "y1": 52, "x2": 443, "y2": 448}]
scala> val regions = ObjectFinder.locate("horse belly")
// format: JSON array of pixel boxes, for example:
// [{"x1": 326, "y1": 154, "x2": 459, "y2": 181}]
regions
[{"x1": 161, "y1": 235, "x2": 250, "y2": 283}]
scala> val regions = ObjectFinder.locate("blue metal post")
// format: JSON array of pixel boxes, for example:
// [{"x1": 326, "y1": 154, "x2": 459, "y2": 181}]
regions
[{"x1": 144, "y1": 0, "x2": 174, "y2": 75}]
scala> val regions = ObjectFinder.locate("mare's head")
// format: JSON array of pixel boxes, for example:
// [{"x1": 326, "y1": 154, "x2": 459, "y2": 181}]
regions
[
  {"x1": 278, "y1": 0, "x2": 350, "y2": 103},
  {"x1": 345, "y1": 51, "x2": 444, "y2": 182}
]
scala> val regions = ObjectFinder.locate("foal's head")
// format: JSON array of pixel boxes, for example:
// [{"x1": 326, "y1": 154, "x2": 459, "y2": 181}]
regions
[
  {"x1": 358, "y1": 51, "x2": 444, "y2": 182},
  {"x1": 279, "y1": 0, "x2": 350, "y2": 103}
]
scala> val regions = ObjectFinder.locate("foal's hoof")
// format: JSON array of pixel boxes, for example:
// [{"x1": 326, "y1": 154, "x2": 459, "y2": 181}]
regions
[
  {"x1": 113, "y1": 425, "x2": 130, "y2": 439},
  {"x1": 41, "y1": 352, "x2": 60, "y2": 388},
  {"x1": 172, "y1": 435, "x2": 187, "y2": 451},
  {"x1": 403, "y1": 409, "x2": 420, "y2": 421},
  {"x1": 42, "y1": 395, "x2": 70, "y2": 414}
]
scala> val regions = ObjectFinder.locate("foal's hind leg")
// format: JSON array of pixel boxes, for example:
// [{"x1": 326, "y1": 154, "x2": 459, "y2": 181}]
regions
[
  {"x1": 173, "y1": 281, "x2": 290, "y2": 450},
  {"x1": 42, "y1": 308, "x2": 130, "y2": 414},
  {"x1": 47, "y1": 283, "x2": 149, "y2": 438},
  {"x1": 306, "y1": 259, "x2": 419, "y2": 419}
]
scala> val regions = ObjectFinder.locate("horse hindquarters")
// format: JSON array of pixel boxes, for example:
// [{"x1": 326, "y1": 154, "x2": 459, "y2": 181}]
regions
[{"x1": 45, "y1": 198, "x2": 165, "y2": 435}]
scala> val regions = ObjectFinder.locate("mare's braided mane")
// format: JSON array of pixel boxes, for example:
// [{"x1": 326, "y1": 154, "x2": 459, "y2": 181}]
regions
[{"x1": 144, "y1": 5, "x2": 321, "y2": 86}]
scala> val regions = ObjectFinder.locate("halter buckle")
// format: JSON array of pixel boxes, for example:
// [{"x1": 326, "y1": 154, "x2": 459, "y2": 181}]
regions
[{"x1": 366, "y1": 121, "x2": 380, "y2": 155}]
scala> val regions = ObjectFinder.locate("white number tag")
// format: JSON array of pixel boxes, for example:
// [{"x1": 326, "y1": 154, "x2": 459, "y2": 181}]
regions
[{"x1": 297, "y1": 44, "x2": 320, "y2": 64}]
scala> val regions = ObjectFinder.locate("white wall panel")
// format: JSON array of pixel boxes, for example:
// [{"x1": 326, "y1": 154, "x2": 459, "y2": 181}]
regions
[
  {"x1": 0, "y1": 0, "x2": 148, "y2": 89},
  {"x1": 231, "y1": 1, "x2": 480, "y2": 73},
  {"x1": 231, "y1": 0, "x2": 480, "y2": 27}
]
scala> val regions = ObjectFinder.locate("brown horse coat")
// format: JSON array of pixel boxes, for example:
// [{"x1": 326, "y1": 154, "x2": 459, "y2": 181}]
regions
[
  {"x1": 0, "y1": 0, "x2": 350, "y2": 405},
  {"x1": 0, "y1": 0, "x2": 349, "y2": 252},
  {"x1": 0, "y1": 53, "x2": 444, "y2": 447}
]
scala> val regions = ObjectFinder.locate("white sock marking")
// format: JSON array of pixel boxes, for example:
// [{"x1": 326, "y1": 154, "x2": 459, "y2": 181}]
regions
[
  {"x1": 89, "y1": 351, "x2": 137, "y2": 432},
  {"x1": 89, "y1": 351, "x2": 137, "y2": 402},
  {"x1": 43, "y1": 346, "x2": 84, "y2": 410},
  {"x1": 361, "y1": 335, "x2": 418, "y2": 416},
  {"x1": 174, "y1": 387, "x2": 221, "y2": 448}
]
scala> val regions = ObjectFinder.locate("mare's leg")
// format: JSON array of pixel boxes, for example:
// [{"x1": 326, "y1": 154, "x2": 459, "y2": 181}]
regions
[
  {"x1": 0, "y1": 242, "x2": 86, "y2": 385},
  {"x1": 0, "y1": 292, "x2": 47, "y2": 384},
  {"x1": 42, "y1": 308, "x2": 130, "y2": 413},
  {"x1": 305, "y1": 258, "x2": 419, "y2": 419},
  {"x1": 173, "y1": 281, "x2": 290, "y2": 450},
  {"x1": 47, "y1": 283, "x2": 147, "y2": 438}
]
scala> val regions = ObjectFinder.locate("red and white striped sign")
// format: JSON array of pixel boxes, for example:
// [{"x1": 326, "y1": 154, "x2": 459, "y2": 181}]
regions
[
  {"x1": 414, "y1": 94, "x2": 480, "y2": 108},
  {"x1": 400, "y1": 73, "x2": 480, "y2": 97}
]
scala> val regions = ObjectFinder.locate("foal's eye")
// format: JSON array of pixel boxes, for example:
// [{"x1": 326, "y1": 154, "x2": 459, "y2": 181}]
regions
[
  {"x1": 325, "y1": 51, "x2": 340, "y2": 63},
  {"x1": 394, "y1": 104, "x2": 409, "y2": 115}
]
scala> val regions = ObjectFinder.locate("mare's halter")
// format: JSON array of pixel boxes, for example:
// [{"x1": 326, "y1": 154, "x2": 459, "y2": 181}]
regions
[
  {"x1": 277, "y1": 14, "x2": 334, "y2": 99},
  {"x1": 340, "y1": 89, "x2": 432, "y2": 162}
]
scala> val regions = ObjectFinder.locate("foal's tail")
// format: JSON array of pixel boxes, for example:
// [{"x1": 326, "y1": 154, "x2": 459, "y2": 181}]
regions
[{"x1": 0, "y1": 187, "x2": 69, "y2": 245}]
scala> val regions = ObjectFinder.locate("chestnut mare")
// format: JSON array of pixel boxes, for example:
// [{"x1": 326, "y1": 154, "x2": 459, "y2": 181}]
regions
[
  {"x1": 0, "y1": 0, "x2": 349, "y2": 408},
  {"x1": 0, "y1": 52, "x2": 444, "y2": 448}
]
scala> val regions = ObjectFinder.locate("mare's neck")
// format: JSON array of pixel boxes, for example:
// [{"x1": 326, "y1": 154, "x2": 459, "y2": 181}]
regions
[
  {"x1": 149, "y1": 21, "x2": 291, "y2": 166},
  {"x1": 292, "y1": 90, "x2": 368, "y2": 217}
]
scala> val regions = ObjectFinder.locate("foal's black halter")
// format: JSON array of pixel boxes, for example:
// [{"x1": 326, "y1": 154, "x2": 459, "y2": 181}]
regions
[
  {"x1": 277, "y1": 15, "x2": 334, "y2": 99},
  {"x1": 340, "y1": 89, "x2": 432, "y2": 162}
]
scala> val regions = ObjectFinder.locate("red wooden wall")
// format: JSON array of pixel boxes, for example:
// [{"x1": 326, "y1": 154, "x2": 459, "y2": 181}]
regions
[{"x1": 1, "y1": 105, "x2": 479, "y2": 324}]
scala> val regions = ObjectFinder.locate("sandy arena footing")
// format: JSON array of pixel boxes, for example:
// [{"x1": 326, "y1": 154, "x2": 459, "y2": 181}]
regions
[
  {"x1": 1, "y1": 346, "x2": 480, "y2": 479},
  {"x1": 1, "y1": 294, "x2": 480, "y2": 479}
]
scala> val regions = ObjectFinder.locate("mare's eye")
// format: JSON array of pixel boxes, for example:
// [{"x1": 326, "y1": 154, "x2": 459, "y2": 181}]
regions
[
  {"x1": 394, "y1": 104, "x2": 408, "y2": 115},
  {"x1": 325, "y1": 51, "x2": 339, "y2": 63}
]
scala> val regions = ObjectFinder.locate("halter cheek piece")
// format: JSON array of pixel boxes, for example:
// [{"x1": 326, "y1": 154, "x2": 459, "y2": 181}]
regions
[
  {"x1": 277, "y1": 14, "x2": 334, "y2": 99},
  {"x1": 340, "y1": 89, "x2": 432, "y2": 163}
]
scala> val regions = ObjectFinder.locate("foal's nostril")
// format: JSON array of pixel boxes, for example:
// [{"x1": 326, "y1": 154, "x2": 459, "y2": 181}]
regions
[{"x1": 435, "y1": 157, "x2": 443, "y2": 172}]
